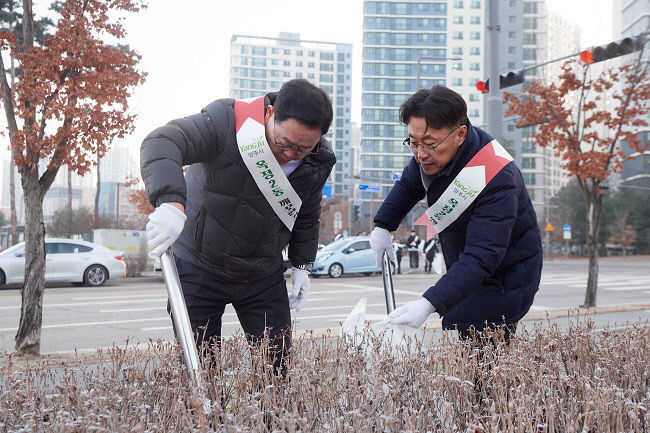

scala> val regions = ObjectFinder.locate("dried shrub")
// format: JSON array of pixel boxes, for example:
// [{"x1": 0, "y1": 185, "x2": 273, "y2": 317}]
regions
[
  {"x1": 1, "y1": 321, "x2": 648, "y2": 432},
  {"x1": 123, "y1": 252, "x2": 149, "y2": 278}
]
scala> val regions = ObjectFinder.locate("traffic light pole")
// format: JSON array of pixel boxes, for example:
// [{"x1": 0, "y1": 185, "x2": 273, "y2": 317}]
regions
[{"x1": 486, "y1": 0, "x2": 503, "y2": 141}]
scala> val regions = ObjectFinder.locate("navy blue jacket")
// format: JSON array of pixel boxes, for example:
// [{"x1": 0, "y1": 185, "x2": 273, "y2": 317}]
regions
[{"x1": 374, "y1": 121, "x2": 542, "y2": 331}]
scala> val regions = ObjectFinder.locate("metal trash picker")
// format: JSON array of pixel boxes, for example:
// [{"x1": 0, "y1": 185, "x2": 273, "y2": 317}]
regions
[
  {"x1": 160, "y1": 248, "x2": 210, "y2": 415},
  {"x1": 381, "y1": 251, "x2": 396, "y2": 314}
]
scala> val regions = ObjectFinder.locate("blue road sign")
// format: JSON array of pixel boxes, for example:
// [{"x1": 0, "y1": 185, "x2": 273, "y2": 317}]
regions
[
  {"x1": 354, "y1": 199, "x2": 362, "y2": 205},
  {"x1": 322, "y1": 185, "x2": 332, "y2": 199},
  {"x1": 392, "y1": 173, "x2": 401, "y2": 181},
  {"x1": 358, "y1": 184, "x2": 368, "y2": 190},
  {"x1": 367, "y1": 185, "x2": 382, "y2": 192},
  {"x1": 563, "y1": 224, "x2": 571, "y2": 232}
]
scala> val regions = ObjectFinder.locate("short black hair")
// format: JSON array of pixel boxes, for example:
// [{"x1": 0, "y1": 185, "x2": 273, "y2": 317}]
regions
[
  {"x1": 274, "y1": 79, "x2": 333, "y2": 135},
  {"x1": 399, "y1": 85, "x2": 468, "y2": 130}
]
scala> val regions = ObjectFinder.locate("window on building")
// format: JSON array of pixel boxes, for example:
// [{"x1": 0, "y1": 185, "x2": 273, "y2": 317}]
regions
[
  {"x1": 522, "y1": 173, "x2": 536, "y2": 184},
  {"x1": 395, "y1": 2, "x2": 408, "y2": 14},
  {"x1": 523, "y1": 17, "x2": 537, "y2": 29},
  {"x1": 452, "y1": 47, "x2": 463, "y2": 56},
  {"x1": 240, "y1": 46, "x2": 248, "y2": 54},
  {"x1": 395, "y1": 18, "x2": 410, "y2": 30},
  {"x1": 296, "y1": 50, "x2": 303, "y2": 56},
  {"x1": 509, "y1": 15, "x2": 516, "y2": 23},
  {"x1": 452, "y1": 78, "x2": 463, "y2": 86},
  {"x1": 522, "y1": 158, "x2": 536, "y2": 169},
  {"x1": 523, "y1": 2, "x2": 538, "y2": 13},
  {"x1": 470, "y1": 16, "x2": 481, "y2": 24},
  {"x1": 509, "y1": 0, "x2": 517, "y2": 6},
  {"x1": 320, "y1": 74, "x2": 334, "y2": 82},
  {"x1": 320, "y1": 63, "x2": 334, "y2": 71},
  {"x1": 433, "y1": 18, "x2": 446, "y2": 28},
  {"x1": 453, "y1": 0, "x2": 464, "y2": 7},
  {"x1": 469, "y1": 108, "x2": 480, "y2": 117},
  {"x1": 453, "y1": 31, "x2": 463, "y2": 40},
  {"x1": 469, "y1": 94, "x2": 479, "y2": 102},
  {"x1": 320, "y1": 52, "x2": 334, "y2": 61},
  {"x1": 308, "y1": 73, "x2": 315, "y2": 79},
  {"x1": 508, "y1": 62, "x2": 516, "y2": 69},
  {"x1": 251, "y1": 69, "x2": 265, "y2": 78},
  {"x1": 508, "y1": 47, "x2": 516, "y2": 54},
  {"x1": 240, "y1": 57, "x2": 249, "y2": 65},
  {"x1": 469, "y1": 32, "x2": 481, "y2": 40},
  {"x1": 284, "y1": 49, "x2": 291, "y2": 55},
  {"x1": 470, "y1": 47, "x2": 480, "y2": 55},
  {"x1": 453, "y1": 16, "x2": 463, "y2": 24},
  {"x1": 283, "y1": 60, "x2": 291, "y2": 66},
  {"x1": 271, "y1": 48, "x2": 278, "y2": 54},
  {"x1": 507, "y1": 124, "x2": 515, "y2": 132},
  {"x1": 509, "y1": 31, "x2": 516, "y2": 38},
  {"x1": 308, "y1": 51, "x2": 315, "y2": 57},
  {"x1": 296, "y1": 61, "x2": 303, "y2": 67},
  {"x1": 470, "y1": 0, "x2": 480, "y2": 8},
  {"x1": 394, "y1": 48, "x2": 409, "y2": 61},
  {"x1": 308, "y1": 62, "x2": 315, "y2": 68},
  {"x1": 523, "y1": 33, "x2": 537, "y2": 45},
  {"x1": 252, "y1": 58, "x2": 266, "y2": 67},
  {"x1": 523, "y1": 48, "x2": 536, "y2": 60},
  {"x1": 452, "y1": 62, "x2": 462, "y2": 71},
  {"x1": 252, "y1": 47, "x2": 266, "y2": 56},
  {"x1": 470, "y1": 62, "x2": 480, "y2": 71}
]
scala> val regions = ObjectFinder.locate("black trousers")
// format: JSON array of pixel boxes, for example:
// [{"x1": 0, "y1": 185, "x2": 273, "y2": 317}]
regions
[
  {"x1": 168, "y1": 256, "x2": 291, "y2": 374},
  {"x1": 408, "y1": 250, "x2": 419, "y2": 268}
]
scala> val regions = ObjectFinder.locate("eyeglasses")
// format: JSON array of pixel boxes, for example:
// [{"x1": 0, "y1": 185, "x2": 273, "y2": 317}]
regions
[
  {"x1": 403, "y1": 126, "x2": 459, "y2": 155},
  {"x1": 272, "y1": 119, "x2": 317, "y2": 157}
]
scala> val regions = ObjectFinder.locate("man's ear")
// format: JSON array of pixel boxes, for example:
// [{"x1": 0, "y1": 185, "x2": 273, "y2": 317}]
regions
[
  {"x1": 457, "y1": 125, "x2": 468, "y2": 146},
  {"x1": 264, "y1": 105, "x2": 275, "y2": 125}
]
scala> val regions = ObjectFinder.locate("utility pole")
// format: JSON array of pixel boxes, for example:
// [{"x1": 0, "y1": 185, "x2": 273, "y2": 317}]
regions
[{"x1": 486, "y1": 0, "x2": 502, "y2": 141}]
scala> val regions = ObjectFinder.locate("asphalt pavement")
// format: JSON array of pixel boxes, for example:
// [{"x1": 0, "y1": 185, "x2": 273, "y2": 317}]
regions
[{"x1": 0, "y1": 256, "x2": 649, "y2": 354}]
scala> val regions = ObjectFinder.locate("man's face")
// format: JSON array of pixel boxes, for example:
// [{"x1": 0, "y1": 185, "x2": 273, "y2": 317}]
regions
[
  {"x1": 406, "y1": 116, "x2": 467, "y2": 175},
  {"x1": 265, "y1": 106, "x2": 321, "y2": 165}
]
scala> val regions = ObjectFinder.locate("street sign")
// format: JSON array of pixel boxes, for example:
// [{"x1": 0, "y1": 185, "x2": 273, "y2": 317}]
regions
[
  {"x1": 563, "y1": 224, "x2": 571, "y2": 232},
  {"x1": 322, "y1": 185, "x2": 332, "y2": 199},
  {"x1": 563, "y1": 224, "x2": 571, "y2": 240},
  {"x1": 354, "y1": 199, "x2": 362, "y2": 206},
  {"x1": 359, "y1": 184, "x2": 382, "y2": 192},
  {"x1": 544, "y1": 223, "x2": 554, "y2": 232},
  {"x1": 392, "y1": 173, "x2": 401, "y2": 181}
]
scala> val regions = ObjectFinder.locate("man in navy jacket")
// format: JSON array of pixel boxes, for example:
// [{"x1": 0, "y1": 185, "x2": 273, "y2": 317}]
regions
[{"x1": 369, "y1": 86, "x2": 542, "y2": 336}]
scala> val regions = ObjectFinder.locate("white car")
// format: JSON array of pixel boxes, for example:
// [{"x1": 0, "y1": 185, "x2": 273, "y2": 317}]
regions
[{"x1": 0, "y1": 238, "x2": 126, "y2": 287}]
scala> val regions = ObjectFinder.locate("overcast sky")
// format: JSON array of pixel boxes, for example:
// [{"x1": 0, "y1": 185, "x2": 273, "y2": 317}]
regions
[{"x1": 1, "y1": 0, "x2": 614, "y2": 164}]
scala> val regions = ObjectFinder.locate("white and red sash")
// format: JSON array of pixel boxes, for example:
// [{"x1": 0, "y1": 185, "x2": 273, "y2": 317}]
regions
[
  {"x1": 234, "y1": 96, "x2": 302, "y2": 231},
  {"x1": 425, "y1": 139, "x2": 513, "y2": 235}
]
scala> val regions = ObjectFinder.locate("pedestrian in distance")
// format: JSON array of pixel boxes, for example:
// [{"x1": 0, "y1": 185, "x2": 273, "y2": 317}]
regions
[
  {"x1": 141, "y1": 79, "x2": 335, "y2": 374},
  {"x1": 392, "y1": 235, "x2": 405, "y2": 275},
  {"x1": 369, "y1": 85, "x2": 542, "y2": 346},
  {"x1": 423, "y1": 236, "x2": 439, "y2": 273},
  {"x1": 332, "y1": 229, "x2": 344, "y2": 242},
  {"x1": 406, "y1": 229, "x2": 420, "y2": 269}
]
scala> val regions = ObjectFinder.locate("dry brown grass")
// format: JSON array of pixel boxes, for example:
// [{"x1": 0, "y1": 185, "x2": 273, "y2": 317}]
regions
[{"x1": 1, "y1": 321, "x2": 648, "y2": 432}]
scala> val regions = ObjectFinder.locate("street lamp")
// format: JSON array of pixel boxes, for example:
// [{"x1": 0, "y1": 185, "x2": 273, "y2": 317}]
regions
[{"x1": 416, "y1": 56, "x2": 462, "y2": 89}]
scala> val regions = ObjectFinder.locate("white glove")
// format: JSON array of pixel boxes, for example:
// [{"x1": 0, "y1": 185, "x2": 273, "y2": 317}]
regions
[
  {"x1": 388, "y1": 298, "x2": 436, "y2": 328},
  {"x1": 146, "y1": 203, "x2": 187, "y2": 258},
  {"x1": 289, "y1": 267, "x2": 310, "y2": 312},
  {"x1": 369, "y1": 227, "x2": 395, "y2": 267}
]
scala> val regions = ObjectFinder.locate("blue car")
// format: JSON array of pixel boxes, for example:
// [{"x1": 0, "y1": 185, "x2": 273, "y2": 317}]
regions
[{"x1": 311, "y1": 236, "x2": 381, "y2": 278}]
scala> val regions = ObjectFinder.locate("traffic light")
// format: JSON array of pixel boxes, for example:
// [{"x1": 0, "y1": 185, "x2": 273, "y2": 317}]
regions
[
  {"x1": 352, "y1": 205, "x2": 360, "y2": 222},
  {"x1": 581, "y1": 35, "x2": 647, "y2": 64},
  {"x1": 476, "y1": 69, "x2": 526, "y2": 93},
  {"x1": 476, "y1": 80, "x2": 489, "y2": 93}
]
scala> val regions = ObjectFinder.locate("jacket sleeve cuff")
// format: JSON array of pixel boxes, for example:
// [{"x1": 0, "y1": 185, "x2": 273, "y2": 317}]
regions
[
  {"x1": 374, "y1": 219, "x2": 398, "y2": 232},
  {"x1": 423, "y1": 287, "x2": 449, "y2": 316},
  {"x1": 155, "y1": 194, "x2": 187, "y2": 208}
]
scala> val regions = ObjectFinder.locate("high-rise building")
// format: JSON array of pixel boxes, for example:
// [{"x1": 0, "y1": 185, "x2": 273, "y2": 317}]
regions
[
  {"x1": 613, "y1": 0, "x2": 649, "y2": 187},
  {"x1": 360, "y1": 1, "x2": 450, "y2": 228},
  {"x1": 484, "y1": 1, "x2": 578, "y2": 222},
  {"x1": 230, "y1": 33, "x2": 353, "y2": 198}
]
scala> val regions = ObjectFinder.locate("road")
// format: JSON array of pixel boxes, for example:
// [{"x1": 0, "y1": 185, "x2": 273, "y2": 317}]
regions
[{"x1": 1, "y1": 257, "x2": 649, "y2": 354}]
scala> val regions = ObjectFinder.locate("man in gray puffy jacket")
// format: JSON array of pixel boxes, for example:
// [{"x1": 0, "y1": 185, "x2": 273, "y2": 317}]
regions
[{"x1": 140, "y1": 79, "x2": 335, "y2": 373}]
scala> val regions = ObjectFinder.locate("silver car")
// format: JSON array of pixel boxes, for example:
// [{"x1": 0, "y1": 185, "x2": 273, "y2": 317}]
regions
[{"x1": 0, "y1": 238, "x2": 126, "y2": 287}]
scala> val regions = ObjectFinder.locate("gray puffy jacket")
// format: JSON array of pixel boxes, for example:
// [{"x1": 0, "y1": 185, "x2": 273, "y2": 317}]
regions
[{"x1": 140, "y1": 94, "x2": 336, "y2": 283}]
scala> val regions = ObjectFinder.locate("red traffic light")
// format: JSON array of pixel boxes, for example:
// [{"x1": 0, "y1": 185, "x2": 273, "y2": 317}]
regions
[
  {"x1": 476, "y1": 80, "x2": 489, "y2": 93},
  {"x1": 580, "y1": 49, "x2": 593, "y2": 64}
]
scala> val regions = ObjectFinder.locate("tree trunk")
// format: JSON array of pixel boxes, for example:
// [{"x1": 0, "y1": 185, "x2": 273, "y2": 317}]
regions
[
  {"x1": 9, "y1": 157, "x2": 18, "y2": 245},
  {"x1": 583, "y1": 193, "x2": 603, "y2": 307},
  {"x1": 8, "y1": 12, "x2": 18, "y2": 246},
  {"x1": 15, "y1": 168, "x2": 45, "y2": 355},
  {"x1": 94, "y1": 152, "x2": 101, "y2": 227},
  {"x1": 67, "y1": 168, "x2": 72, "y2": 237}
]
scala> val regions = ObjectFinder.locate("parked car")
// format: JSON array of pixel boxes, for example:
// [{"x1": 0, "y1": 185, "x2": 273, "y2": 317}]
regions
[
  {"x1": 311, "y1": 236, "x2": 381, "y2": 278},
  {"x1": 0, "y1": 238, "x2": 126, "y2": 287}
]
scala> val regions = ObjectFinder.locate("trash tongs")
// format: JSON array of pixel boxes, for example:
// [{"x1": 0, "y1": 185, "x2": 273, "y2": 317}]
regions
[
  {"x1": 381, "y1": 251, "x2": 396, "y2": 314},
  {"x1": 160, "y1": 248, "x2": 210, "y2": 415}
]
